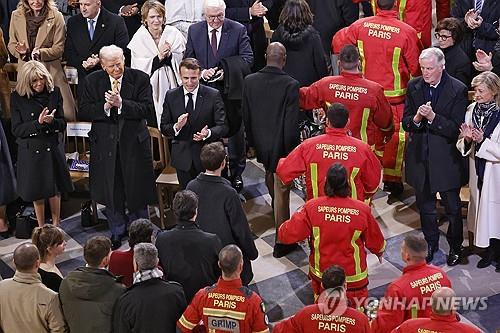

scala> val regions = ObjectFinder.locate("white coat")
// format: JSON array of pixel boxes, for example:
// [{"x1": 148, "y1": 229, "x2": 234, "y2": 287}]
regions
[
  {"x1": 127, "y1": 24, "x2": 186, "y2": 127},
  {"x1": 457, "y1": 103, "x2": 500, "y2": 247}
]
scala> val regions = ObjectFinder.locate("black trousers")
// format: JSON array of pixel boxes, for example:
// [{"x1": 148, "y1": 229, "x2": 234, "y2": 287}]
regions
[
  {"x1": 176, "y1": 164, "x2": 201, "y2": 189},
  {"x1": 415, "y1": 174, "x2": 464, "y2": 252}
]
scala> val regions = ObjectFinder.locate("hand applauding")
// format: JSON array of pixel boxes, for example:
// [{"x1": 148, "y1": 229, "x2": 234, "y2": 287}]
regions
[{"x1": 38, "y1": 107, "x2": 56, "y2": 124}]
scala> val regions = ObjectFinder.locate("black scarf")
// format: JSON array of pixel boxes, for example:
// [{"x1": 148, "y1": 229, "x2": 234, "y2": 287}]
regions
[
  {"x1": 25, "y1": 6, "x2": 48, "y2": 53},
  {"x1": 473, "y1": 101, "x2": 500, "y2": 189}
]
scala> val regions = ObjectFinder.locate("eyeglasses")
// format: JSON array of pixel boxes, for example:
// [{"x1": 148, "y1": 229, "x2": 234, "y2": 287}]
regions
[
  {"x1": 434, "y1": 33, "x2": 453, "y2": 41},
  {"x1": 206, "y1": 14, "x2": 224, "y2": 22}
]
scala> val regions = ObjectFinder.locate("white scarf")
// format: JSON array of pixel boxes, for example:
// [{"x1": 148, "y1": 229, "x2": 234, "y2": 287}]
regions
[{"x1": 128, "y1": 25, "x2": 186, "y2": 127}]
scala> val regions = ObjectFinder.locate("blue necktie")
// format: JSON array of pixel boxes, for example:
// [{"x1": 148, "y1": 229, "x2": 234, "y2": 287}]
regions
[
  {"x1": 474, "y1": 0, "x2": 483, "y2": 12},
  {"x1": 88, "y1": 19, "x2": 95, "y2": 40}
]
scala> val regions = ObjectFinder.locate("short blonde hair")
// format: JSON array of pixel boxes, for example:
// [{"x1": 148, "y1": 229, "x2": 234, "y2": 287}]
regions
[
  {"x1": 141, "y1": 0, "x2": 166, "y2": 26},
  {"x1": 471, "y1": 71, "x2": 500, "y2": 106},
  {"x1": 18, "y1": 0, "x2": 57, "y2": 13},
  {"x1": 15, "y1": 61, "x2": 54, "y2": 98}
]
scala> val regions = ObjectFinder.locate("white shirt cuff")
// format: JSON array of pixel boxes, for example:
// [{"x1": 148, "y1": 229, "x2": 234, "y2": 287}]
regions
[
  {"x1": 173, "y1": 123, "x2": 181, "y2": 136},
  {"x1": 203, "y1": 129, "x2": 211, "y2": 141}
]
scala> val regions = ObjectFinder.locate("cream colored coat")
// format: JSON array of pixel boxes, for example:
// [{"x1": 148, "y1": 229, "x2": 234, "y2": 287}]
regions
[
  {"x1": 0, "y1": 271, "x2": 67, "y2": 332},
  {"x1": 8, "y1": 6, "x2": 76, "y2": 121},
  {"x1": 128, "y1": 25, "x2": 186, "y2": 127},
  {"x1": 457, "y1": 103, "x2": 500, "y2": 247}
]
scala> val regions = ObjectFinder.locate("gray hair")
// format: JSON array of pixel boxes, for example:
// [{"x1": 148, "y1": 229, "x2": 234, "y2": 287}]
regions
[
  {"x1": 204, "y1": 0, "x2": 226, "y2": 11},
  {"x1": 134, "y1": 243, "x2": 158, "y2": 271},
  {"x1": 419, "y1": 47, "x2": 445, "y2": 66},
  {"x1": 99, "y1": 45, "x2": 124, "y2": 60}
]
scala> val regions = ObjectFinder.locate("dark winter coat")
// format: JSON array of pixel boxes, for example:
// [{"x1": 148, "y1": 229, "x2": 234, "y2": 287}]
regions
[
  {"x1": 155, "y1": 220, "x2": 222, "y2": 303},
  {"x1": 242, "y1": 66, "x2": 300, "y2": 172},
  {"x1": 186, "y1": 174, "x2": 258, "y2": 285},
  {"x1": 0, "y1": 121, "x2": 16, "y2": 205},
  {"x1": 113, "y1": 278, "x2": 187, "y2": 333},
  {"x1": 441, "y1": 44, "x2": 472, "y2": 87},
  {"x1": 402, "y1": 72, "x2": 468, "y2": 193},
  {"x1": 11, "y1": 87, "x2": 73, "y2": 201},
  {"x1": 271, "y1": 25, "x2": 328, "y2": 87},
  {"x1": 79, "y1": 68, "x2": 157, "y2": 212}
]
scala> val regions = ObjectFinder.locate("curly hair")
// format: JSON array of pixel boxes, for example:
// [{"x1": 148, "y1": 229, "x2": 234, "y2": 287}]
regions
[{"x1": 435, "y1": 17, "x2": 465, "y2": 44}]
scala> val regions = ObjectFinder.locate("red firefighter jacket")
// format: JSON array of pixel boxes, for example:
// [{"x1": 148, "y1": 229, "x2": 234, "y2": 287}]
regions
[
  {"x1": 177, "y1": 278, "x2": 269, "y2": 333},
  {"x1": 391, "y1": 312, "x2": 482, "y2": 333},
  {"x1": 276, "y1": 127, "x2": 382, "y2": 202},
  {"x1": 333, "y1": 9, "x2": 422, "y2": 104},
  {"x1": 300, "y1": 72, "x2": 394, "y2": 157},
  {"x1": 278, "y1": 196, "x2": 386, "y2": 290},
  {"x1": 370, "y1": 0, "x2": 433, "y2": 48},
  {"x1": 274, "y1": 301, "x2": 371, "y2": 333},
  {"x1": 371, "y1": 262, "x2": 452, "y2": 333}
]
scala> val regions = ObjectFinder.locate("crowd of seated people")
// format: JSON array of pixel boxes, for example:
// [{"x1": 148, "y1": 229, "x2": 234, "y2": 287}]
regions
[{"x1": 0, "y1": 0, "x2": 499, "y2": 331}]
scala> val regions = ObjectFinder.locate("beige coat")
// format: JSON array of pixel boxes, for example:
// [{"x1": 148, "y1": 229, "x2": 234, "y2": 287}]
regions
[
  {"x1": 8, "y1": 6, "x2": 76, "y2": 121},
  {"x1": 0, "y1": 271, "x2": 67, "y2": 332}
]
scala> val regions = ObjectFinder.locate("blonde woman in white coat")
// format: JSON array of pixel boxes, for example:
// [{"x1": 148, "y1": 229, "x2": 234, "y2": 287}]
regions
[
  {"x1": 457, "y1": 71, "x2": 500, "y2": 271},
  {"x1": 127, "y1": 0, "x2": 186, "y2": 127}
]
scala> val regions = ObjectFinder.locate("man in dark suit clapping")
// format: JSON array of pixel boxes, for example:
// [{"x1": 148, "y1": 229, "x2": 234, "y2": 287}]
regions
[
  {"x1": 161, "y1": 58, "x2": 228, "y2": 188},
  {"x1": 64, "y1": 0, "x2": 129, "y2": 102},
  {"x1": 402, "y1": 47, "x2": 468, "y2": 266},
  {"x1": 184, "y1": 0, "x2": 253, "y2": 191},
  {"x1": 79, "y1": 45, "x2": 157, "y2": 250}
]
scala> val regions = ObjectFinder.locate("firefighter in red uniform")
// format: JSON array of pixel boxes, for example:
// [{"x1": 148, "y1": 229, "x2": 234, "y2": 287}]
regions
[
  {"x1": 274, "y1": 265, "x2": 371, "y2": 333},
  {"x1": 333, "y1": 0, "x2": 422, "y2": 195},
  {"x1": 278, "y1": 163, "x2": 386, "y2": 305},
  {"x1": 370, "y1": 0, "x2": 433, "y2": 48},
  {"x1": 371, "y1": 235, "x2": 452, "y2": 333},
  {"x1": 300, "y1": 45, "x2": 394, "y2": 160},
  {"x1": 177, "y1": 245, "x2": 269, "y2": 333},
  {"x1": 277, "y1": 103, "x2": 382, "y2": 203},
  {"x1": 391, "y1": 287, "x2": 482, "y2": 333}
]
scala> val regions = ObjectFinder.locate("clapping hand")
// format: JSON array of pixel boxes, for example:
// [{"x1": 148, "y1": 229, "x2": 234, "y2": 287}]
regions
[
  {"x1": 471, "y1": 127, "x2": 484, "y2": 143},
  {"x1": 176, "y1": 113, "x2": 189, "y2": 131},
  {"x1": 82, "y1": 54, "x2": 99, "y2": 70},
  {"x1": 15, "y1": 41, "x2": 28, "y2": 55},
  {"x1": 250, "y1": 0, "x2": 268, "y2": 17},
  {"x1": 31, "y1": 47, "x2": 41, "y2": 61},
  {"x1": 460, "y1": 123, "x2": 474, "y2": 143},
  {"x1": 158, "y1": 41, "x2": 172, "y2": 60},
  {"x1": 105, "y1": 90, "x2": 122, "y2": 108},
  {"x1": 193, "y1": 125, "x2": 209, "y2": 141},
  {"x1": 417, "y1": 101, "x2": 435, "y2": 122},
  {"x1": 121, "y1": 3, "x2": 139, "y2": 16},
  {"x1": 473, "y1": 49, "x2": 493, "y2": 72},
  {"x1": 38, "y1": 108, "x2": 56, "y2": 124},
  {"x1": 465, "y1": 9, "x2": 482, "y2": 29}
]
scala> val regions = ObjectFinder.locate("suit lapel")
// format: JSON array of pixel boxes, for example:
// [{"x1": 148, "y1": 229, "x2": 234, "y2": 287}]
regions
[
  {"x1": 219, "y1": 22, "x2": 230, "y2": 60},
  {"x1": 35, "y1": 9, "x2": 56, "y2": 48},
  {"x1": 89, "y1": 9, "x2": 108, "y2": 49},
  {"x1": 412, "y1": 78, "x2": 426, "y2": 108},
  {"x1": 433, "y1": 76, "x2": 453, "y2": 114}
]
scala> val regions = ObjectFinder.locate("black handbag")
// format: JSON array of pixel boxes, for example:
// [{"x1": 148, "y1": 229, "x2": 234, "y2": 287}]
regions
[{"x1": 14, "y1": 206, "x2": 37, "y2": 239}]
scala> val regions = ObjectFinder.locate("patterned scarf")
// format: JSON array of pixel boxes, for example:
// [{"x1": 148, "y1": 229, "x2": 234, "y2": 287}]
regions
[
  {"x1": 132, "y1": 267, "x2": 163, "y2": 285},
  {"x1": 472, "y1": 101, "x2": 500, "y2": 189}
]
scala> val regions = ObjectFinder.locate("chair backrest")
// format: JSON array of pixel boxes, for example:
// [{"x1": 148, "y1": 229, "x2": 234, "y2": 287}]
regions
[{"x1": 148, "y1": 126, "x2": 166, "y2": 172}]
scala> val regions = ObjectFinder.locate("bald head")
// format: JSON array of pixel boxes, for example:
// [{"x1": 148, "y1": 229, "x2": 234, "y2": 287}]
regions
[
  {"x1": 431, "y1": 287, "x2": 456, "y2": 315},
  {"x1": 13, "y1": 243, "x2": 40, "y2": 273},
  {"x1": 266, "y1": 42, "x2": 287, "y2": 69}
]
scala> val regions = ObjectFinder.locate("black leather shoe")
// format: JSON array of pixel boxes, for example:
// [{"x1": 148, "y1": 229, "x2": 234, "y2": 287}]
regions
[
  {"x1": 447, "y1": 249, "x2": 463, "y2": 266},
  {"x1": 273, "y1": 243, "x2": 299, "y2": 258},
  {"x1": 477, "y1": 249, "x2": 494, "y2": 269},
  {"x1": 495, "y1": 262, "x2": 500, "y2": 273},
  {"x1": 426, "y1": 245, "x2": 438, "y2": 263},
  {"x1": 232, "y1": 176, "x2": 244, "y2": 193},
  {"x1": 383, "y1": 181, "x2": 404, "y2": 196},
  {"x1": 111, "y1": 235, "x2": 123, "y2": 250}
]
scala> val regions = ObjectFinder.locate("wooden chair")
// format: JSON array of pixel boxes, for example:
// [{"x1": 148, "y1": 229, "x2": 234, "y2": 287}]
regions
[
  {"x1": 65, "y1": 121, "x2": 98, "y2": 223},
  {"x1": 154, "y1": 133, "x2": 180, "y2": 229}
]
